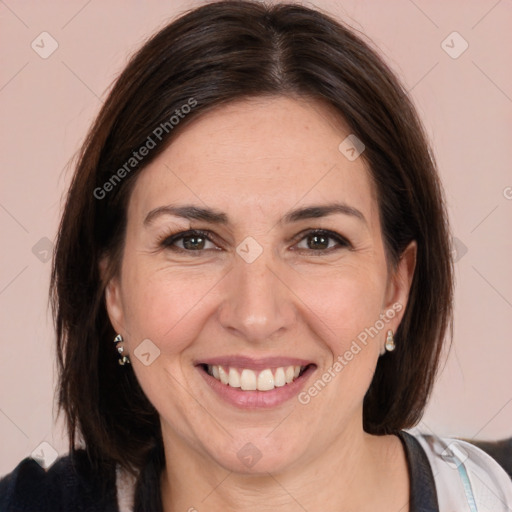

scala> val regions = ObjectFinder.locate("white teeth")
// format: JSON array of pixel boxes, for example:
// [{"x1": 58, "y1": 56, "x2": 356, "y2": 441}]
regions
[
  {"x1": 257, "y1": 369, "x2": 274, "y2": 391},
  {"x1": 274, "y1": 367, "x2": 286, "y2": 387},
  {"x1": 206, "y1": 364, "x2": 306, "y2": 391},
  {"x1": 240, "y1": 369, "x2": 257, "y2": 390},
  {"x1": 218, "y1": 366, "x2": 229, "y2": 384},
  {"x1": 228, "y1": 367, "x2": 241, "y2": 388}
]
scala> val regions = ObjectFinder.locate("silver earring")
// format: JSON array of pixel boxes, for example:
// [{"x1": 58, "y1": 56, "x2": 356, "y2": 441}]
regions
[
  {"x1": 385, "y1": 329, "x2": 396, "y2": 352},
  {"x1": 114, "y1": 334, "x2": 131, "y2": 365}
]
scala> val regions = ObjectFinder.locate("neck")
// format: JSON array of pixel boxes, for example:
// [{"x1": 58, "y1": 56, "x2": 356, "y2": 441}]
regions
[{"x1": 159, "y1": 422, "x2": 409, "y2": 512}]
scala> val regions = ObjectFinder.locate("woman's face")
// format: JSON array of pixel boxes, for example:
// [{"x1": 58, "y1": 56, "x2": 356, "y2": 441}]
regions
[{"x1": 105, "y1": 96, "x2": 415, "y2": 474}]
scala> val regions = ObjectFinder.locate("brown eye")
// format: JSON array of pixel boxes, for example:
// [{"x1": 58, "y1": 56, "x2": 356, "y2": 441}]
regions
[
  {"x1": 181, "y1": 234, "x2": 207, "y2": 250},
  {"x1": 306, "y1": 233, "x2": 330, "y2": 250},
  {"x1": 294, "y1": 229, "x2": 351, "y2": 253},
  {"x1": 161, "y1": 230, "x2": 217, "y2": 251}
]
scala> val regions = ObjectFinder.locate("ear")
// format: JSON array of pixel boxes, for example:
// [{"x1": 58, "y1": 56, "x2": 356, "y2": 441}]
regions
[
  {"x1": 383, "y1": 240, "x2": 417, "y2": 327},
  {"x1": 99, "y1": 256, "x2": 126, "y2": 335}
]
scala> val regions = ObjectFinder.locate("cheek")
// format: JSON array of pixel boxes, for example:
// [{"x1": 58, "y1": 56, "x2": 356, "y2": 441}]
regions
[
  {"x1": 297, "y1": 265, "x2": 386, "y2": 351},
  {"x1": 119, "y1": 240, "x2": 388, "y2": 363},
  {"x1": 311, "y1": 278, "x2": 385, "y2": 392},
  {"x1": 121, "y1": 261, "x2": 223, "y2": 352}
]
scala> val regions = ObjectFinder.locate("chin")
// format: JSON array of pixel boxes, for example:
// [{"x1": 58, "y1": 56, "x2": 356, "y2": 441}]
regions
[{"x1": 207, "y1": 430, "x2": 305, "y2": 476}]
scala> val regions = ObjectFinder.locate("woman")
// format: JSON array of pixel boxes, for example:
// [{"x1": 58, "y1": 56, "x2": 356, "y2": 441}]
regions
[{"x1": 1, "y1": 1, "x2": 511, "y2": 510}]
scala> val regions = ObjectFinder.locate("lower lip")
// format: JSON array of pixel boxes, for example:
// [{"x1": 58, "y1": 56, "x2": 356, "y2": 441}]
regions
[{"x1": 197, "y1": 365, "x2": 316, "y2": 409}]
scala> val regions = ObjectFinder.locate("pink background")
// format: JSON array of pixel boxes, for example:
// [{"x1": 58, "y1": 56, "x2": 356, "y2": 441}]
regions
[{"x1": 1, "y1": 0, "x2": 511, "y2": 475}]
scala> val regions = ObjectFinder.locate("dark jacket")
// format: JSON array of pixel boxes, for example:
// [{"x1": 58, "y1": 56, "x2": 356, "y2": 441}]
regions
[{"x1": 0, "y1": 448, "x2": 119, "y2": 511}]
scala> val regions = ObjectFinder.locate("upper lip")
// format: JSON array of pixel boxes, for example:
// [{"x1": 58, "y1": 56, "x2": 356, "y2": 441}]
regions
[{"x1": 195, "y1": 356, "x2": 315, "y2": 371}]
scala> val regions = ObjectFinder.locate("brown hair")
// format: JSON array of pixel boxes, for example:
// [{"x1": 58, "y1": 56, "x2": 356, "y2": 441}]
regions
[{"x1": 51, "y1": 0, "x2": 453, "y2": 479}]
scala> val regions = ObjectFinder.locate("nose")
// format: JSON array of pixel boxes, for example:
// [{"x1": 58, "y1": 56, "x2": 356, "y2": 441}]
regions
[{"x1": 217, "y1": 251, "x2": 296, "y2": 344}]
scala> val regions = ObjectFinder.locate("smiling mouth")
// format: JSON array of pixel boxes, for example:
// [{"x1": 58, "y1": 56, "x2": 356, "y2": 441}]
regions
[{"x1": 199, "y1": 364, "x2": 313, "y2": 391}]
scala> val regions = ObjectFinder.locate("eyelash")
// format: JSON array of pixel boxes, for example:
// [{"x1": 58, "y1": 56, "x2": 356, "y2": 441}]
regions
[{"x1": 157, "y1": 228, "x2": 352, "y2": 255}]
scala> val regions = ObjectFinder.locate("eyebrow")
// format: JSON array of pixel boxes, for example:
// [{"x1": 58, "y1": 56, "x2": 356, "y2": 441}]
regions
[{"x1": 143, "y1": 202, "x2": 366, "y2": 226}]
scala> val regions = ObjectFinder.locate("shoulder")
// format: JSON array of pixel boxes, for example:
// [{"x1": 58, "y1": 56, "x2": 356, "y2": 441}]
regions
[
  {"x1": 407, "y1": 430, "x2": 512, "y2": 511},
  {"x1": 0, "y1": 450, "x2": 118, "y2": 512}
]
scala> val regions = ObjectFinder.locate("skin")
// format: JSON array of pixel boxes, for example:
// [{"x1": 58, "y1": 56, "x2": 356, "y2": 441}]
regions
[{"x1": 104, "y1": 96, "x2": 417, "y2": 511}]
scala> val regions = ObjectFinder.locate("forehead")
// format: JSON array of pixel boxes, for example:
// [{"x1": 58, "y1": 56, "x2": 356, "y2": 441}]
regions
[{"x1": 128, "y1": 96, "x2": 377, "y2": 226}]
